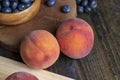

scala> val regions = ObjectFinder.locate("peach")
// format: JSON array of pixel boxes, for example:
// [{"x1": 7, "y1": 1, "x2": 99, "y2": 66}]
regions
[
  {"x1": 20, "y1": 30, "x2": 60, "y2": 69},
  {"x1": 56, "y1": 18, "x2": 94, "y2": 59},
  {"x1": 5, "y1": 72, "x2": 38, "y2": 80}
]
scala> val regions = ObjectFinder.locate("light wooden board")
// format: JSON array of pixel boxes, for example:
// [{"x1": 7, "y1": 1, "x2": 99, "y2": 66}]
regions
[{"x1": 0, "y1": 56, "x2": 74, "y2": 80}]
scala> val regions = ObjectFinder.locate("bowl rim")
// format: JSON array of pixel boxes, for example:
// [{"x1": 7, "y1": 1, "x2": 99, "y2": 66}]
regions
[{"x1": 0, "y1": 0, "x2": 38, "y2": 15}]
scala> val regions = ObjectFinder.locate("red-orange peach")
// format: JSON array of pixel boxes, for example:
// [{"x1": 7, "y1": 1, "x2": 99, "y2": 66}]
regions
[
  {"x1": 56, "y1": 18, "x2": 94, "y2": 59},
  {"x1": 5, "y1": 72, "x2": 38, "y2": 80},
  {"x1": 20, "y1": 30, "x2": 60, "y2": 69}
]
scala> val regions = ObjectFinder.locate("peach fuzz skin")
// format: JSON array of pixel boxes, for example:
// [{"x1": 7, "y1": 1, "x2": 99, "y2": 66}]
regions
[
  {"x1": 5, "y1": 72, "x2": 38, "y2": 80},
  {"x1": 56, "y1": 18, "x2": 94, "y2": 59},
  {"x1": 20, "y1": 30, "x2": 60, "y2": 69}
]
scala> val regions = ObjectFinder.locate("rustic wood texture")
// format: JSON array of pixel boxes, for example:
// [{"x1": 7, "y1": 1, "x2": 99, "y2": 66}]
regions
[
  {"x1": 0, "y1": 0, "x2": 120, "y2": 80},
  {"x1": 0, "y1": 0, "x2": 76, "y2": 52},
  {"x1": 0, "y1": 56, "x2": 74, "y2": 80}
]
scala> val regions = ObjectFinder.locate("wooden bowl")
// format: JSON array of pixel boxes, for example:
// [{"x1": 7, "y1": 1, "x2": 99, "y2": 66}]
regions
[{"x1": 0, "y1": 0, "x2": 41, "y2": 25}]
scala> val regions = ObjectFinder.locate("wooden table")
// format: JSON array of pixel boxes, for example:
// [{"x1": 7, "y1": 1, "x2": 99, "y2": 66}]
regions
[{"x1": 0, "y1": 0, "x2": 120, "y2": 80}]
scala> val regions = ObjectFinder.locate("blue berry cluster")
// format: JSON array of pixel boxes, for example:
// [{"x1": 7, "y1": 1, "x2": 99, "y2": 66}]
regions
[
  {"x1": 0, "y1": 0, "x2": 34, "y2": 13},
  {"x1": 76, "y1": 0, "x2": 97, "y2": 14},
  {"x1": 45, "y1": 0, "x2": 71, "y2": 13}
]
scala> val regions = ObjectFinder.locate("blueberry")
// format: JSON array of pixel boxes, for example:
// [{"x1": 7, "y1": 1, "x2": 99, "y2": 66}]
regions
[
  {"x1": 18, "y1": 4, "x2": 25, "y2": 11},
  {"x1": 0, "y1": 4, "x2": 1, "y2": 11},
  {"x1": 9, "y1": 0, "x2": 14, "y2": 1},
  {"x1": 2, "y1": 7, "x2": 12, "y2": 13},
  {"x1": 30, "y1": 0, "x2": 34, "y2": 2},
  {"x1": 89, "y1": 0, "x2": 97, "y2": 9},
  {"x1": 11, "y1": 1, "x2": 18, "y2": 9},
  {"x1": 12, "y1": 9, "x2": 19, "y2": 13},
  {"x1": 76, "y1": 0, "x2": 81, "y2": 5},
  {"x1": 77, "y1": 6, "x2": 84, "y2": 13},
  {"x1": 21, "y1": 0, "x2": 30, "y2": 3},
  {"x1": 61, "y1": 5, "x2": 71, "y2": 13},
  {"x1": 46, "y1": 0, "x2": 56, "y2": 7},
  {"x1": 24, "y1": 2, "x2": 31, "y2": 8},
  {"x1": 85, "y1": 6, "x2": 91, "y2": 13},
  {"x1": 2, "y1": 0, "x2": 10, "y2": 7},
  {"x1": 81, "y1": 0, "x2": 88, "y2": 7}
]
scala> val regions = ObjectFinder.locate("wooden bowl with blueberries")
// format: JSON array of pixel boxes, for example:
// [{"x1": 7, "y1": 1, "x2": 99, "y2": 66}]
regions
[{"x1": 0, "y1": 0, "x2": 40, "y2": 25}]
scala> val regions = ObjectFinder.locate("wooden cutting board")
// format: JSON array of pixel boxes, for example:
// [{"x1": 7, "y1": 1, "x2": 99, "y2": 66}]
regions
[
  {"x1": 0, "y1": 0, "x2": 77, "y2": 52},
  {"x1": 0, "y1": 56, "x2": 74, "y2": 80}
]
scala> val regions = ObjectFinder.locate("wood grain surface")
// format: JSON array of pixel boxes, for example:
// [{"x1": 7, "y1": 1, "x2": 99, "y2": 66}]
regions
[
  {"x1": 0, "y1": 0, "x2": 76, "y2": 52},
  {"x1": 0, "y1": 56, "x2": 74, "y2": 80},
  {"x1": 0, "y1": 0, "x2": 120, "y2": 80}
]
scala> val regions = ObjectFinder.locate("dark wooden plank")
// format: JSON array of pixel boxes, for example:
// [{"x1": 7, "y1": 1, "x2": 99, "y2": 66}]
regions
[{"x1": 74, "y1": 0, "x2": 120, "y2": 80}]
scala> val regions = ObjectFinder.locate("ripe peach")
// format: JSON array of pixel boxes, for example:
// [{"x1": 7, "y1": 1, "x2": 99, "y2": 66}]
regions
[
  {"x1": 20, "y1": 30, "x2": 60, "y2": 69},
  {"x1": 56, "y1": 18, "x2": 94, "y2": 59},
  {"x1": 5, "y1": 72, "x2": 38, "y2": 80}
]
